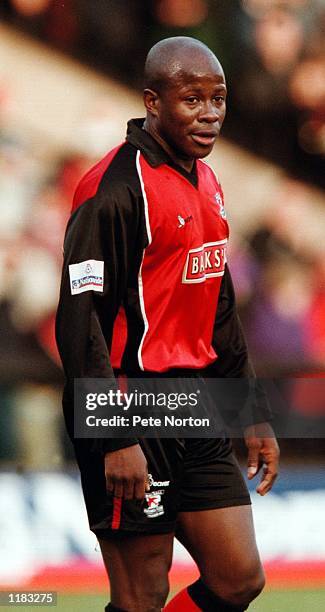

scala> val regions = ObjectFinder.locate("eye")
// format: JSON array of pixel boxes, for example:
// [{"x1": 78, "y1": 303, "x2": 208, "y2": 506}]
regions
[
  {"x1": 214, "y1": 96, "x2": 226, "y2": 104},
  {"x1": 186, "y1": 96, "x2": 199, "y2": 104}
]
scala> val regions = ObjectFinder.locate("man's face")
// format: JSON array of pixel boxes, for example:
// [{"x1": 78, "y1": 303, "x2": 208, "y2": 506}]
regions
[{"x1": 155, "y1": 62, "x2": 227, "y2": 161}]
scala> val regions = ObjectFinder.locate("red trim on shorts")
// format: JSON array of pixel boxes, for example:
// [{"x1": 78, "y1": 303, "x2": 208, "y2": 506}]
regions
[{"x1": 112, "y1": 497, "x2": 122, "y2": 530}]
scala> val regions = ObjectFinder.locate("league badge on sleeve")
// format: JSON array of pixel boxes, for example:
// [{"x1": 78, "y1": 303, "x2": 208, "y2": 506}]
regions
[{"x1": 69, "y1": 259, "x2": 104, "y2": 295}]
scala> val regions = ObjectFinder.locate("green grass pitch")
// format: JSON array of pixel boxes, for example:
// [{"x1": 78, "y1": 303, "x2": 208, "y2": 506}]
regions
[{"x1": 2, "y1": 589, "x2": 324, "y2": 612}]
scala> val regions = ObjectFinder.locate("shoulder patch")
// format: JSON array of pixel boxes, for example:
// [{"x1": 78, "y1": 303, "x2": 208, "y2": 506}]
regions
[{"x1": 69, "y1": 259, "x2": 104, "y2": 295}]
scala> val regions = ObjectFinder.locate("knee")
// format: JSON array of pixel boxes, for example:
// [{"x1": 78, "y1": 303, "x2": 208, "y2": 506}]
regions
[
  {"x1": 107, "y1": 538, "x2": 172, "y2": 611},
  {"x1": 114, "y1": 577, "x2": 169, "y2": 611},
  {"x1": 125, "y1": 557, "x2": 170, "y2": 611},
  {"x1": 144, "y1": 551, "x2": 171, "y2": 604},
  {"x1": 131, "y1": 576, "x2": 169, "y2": 611},
  {"x1": 219, "y1": 564, "x2": 265, "y2": 607},
  {"x1": 144, "y1": 570, "x2": 169, "y2": 609}
]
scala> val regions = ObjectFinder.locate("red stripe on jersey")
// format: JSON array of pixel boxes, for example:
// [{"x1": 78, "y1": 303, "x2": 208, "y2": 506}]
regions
[
  {"x1": 71, "y1": 143, "x2": 123, "y2": 213},
  {"x1": 111, "y1": 497, "x2": 122, "y2": 530},
  {"x1": 136, "y1": 154, "x2": 229, "y2": 372},
  {"x1": 164, "y1": 588, "x2": 201, "y2": 611},
  {"x1": 111, "y1": 306, "x2": 128, "y2": 369}
]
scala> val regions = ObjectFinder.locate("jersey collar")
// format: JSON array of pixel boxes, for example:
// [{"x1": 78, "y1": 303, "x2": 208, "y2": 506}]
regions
[
  {"x1": 126, "y1": 118, "x2": 198, "y2": 187},
  {"x1": 126, "y1": 118, "x2": 170, "y2": 168}
]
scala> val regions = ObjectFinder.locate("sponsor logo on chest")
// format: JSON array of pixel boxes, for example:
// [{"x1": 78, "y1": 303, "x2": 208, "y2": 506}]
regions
[{"x1": 182, "y1": 239, "x2": 227, "y2": 284}]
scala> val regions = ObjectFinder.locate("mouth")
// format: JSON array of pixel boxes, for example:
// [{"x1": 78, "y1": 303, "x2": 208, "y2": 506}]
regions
[{"x1": 191, "y1": 131, "x2": 218, "y2": 147}]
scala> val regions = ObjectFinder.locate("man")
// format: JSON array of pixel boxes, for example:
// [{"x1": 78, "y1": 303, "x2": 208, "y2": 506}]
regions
[{"x1": 56, "y1": 37, "x2": 279, "y2": 611}]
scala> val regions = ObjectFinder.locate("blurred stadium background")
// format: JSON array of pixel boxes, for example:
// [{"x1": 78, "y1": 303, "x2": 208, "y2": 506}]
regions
[{"x1": 0, "y1": 1, "x2": 324, "y2": 610}]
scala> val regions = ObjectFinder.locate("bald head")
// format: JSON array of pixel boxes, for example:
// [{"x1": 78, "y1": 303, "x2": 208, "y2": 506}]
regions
[
  {"x1": 142, "y1": 36, "x2": 227, "y2": 170},
  {"x1": 144, "y1": 37, "x2": 223, "y2": 92}
]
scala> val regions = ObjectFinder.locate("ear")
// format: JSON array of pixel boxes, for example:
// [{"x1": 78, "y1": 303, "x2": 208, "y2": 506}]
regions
[{"x1": 143, "y1": 88, "x2": 160, "y2": 117}]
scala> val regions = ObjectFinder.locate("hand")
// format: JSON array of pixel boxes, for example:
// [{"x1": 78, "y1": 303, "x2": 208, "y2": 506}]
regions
[
  {"x1": 244, "y1": 422, "x2": 279, "y2": 496},
  {"x1": 104, "y1": 444, "x2": 149, "y2": 500}
]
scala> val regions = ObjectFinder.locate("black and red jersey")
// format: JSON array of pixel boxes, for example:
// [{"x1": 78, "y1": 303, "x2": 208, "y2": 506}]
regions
[{"x1": 56, "y1": 119, "x2": 271, "y2": 451}]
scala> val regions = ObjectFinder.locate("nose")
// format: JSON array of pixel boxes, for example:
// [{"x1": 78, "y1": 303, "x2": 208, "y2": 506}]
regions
[{"x1": 198, "y1": 101, "x2": 219, "y2": 123}]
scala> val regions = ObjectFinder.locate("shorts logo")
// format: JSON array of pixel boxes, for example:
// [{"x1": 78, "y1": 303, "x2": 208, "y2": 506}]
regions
[
  {"x1": 144, "y1": 493, "x2": 164, "y2": 518},
  {"x1": 69, "y1": 259, "x2": 104, "y2": 295},
  {"x1": 182, "y1": 240, "x2": 227, "y2": 284},
  {"x1": 144, "y1": 474, "x2": 170, "y2": 518},
  {"x1": 148, "y1": 474, "x2": 170, "y2": 488}
]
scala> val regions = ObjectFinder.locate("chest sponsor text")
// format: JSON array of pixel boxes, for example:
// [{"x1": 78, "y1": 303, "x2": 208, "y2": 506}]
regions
[{"x1": 182, "y1": 239, "x2": 227, "y2": 283}]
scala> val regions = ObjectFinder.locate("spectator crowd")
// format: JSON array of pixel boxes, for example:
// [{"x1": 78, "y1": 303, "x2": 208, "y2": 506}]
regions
[{"x1": 0, "y1": 0, "x2": 324, "y2": 467}]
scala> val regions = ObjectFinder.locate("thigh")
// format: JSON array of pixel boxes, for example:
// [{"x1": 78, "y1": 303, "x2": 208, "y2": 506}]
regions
[
  {"x1": 99, "y1": 532, "x2": 174, "y2": 610},
  {"x1": 176, "y1": 504, "x2": 262, "y2": 590}
]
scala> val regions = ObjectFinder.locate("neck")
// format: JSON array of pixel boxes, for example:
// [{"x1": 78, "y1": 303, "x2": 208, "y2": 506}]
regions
[{"x1": 143, "y1": 118, "x2": 194, "y2": 173}]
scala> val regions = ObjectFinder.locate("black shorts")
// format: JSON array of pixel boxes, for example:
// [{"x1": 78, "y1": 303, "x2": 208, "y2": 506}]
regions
[{"x1": 74, "y1": 436, "x2": 251, "y2": 537}]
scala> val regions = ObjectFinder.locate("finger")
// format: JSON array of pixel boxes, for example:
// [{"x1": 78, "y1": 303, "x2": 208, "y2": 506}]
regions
[
  {"x1": 257, "y1": 468, "x2": 277, "y2": 496},
  {"x1": 123, "y1": 479, "x2": 135, "y2": 500},
  {"x1": 135, "y1": 477, "x2": 146, "y2": 500},
  {"x1": 113, "y1": 480, "x2": 124, "y2": 499},
  {"x1": 145, "y1": 473, "x2": 150, "y2": 492},
  {"x1": 106, "y1": 477, "x2": 114, "y2": 493},
  {"x1": 246, "y1": 442, "x2": 262, "y2": 479},
  {"x1": 261, "y1": 449, "x2": 279, "y2": 483}
]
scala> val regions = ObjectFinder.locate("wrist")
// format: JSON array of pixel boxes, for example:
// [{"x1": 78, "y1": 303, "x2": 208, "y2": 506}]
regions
[{"x1": 101, "y1": 438, "x2": 139, "y2": 455}]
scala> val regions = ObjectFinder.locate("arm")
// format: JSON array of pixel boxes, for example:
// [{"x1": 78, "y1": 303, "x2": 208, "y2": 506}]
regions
[
  {"x1": 56, "y1": 186, "x2": 148, "y2": 498},
  {"x1": 207, "y1": 264, "x2": 279, "y2": 494},
  {"x1": 208, "y1": 264, "x2": 272, "y2": 417},
  {"x1": 209, "y1": 263, "x2": 257, "y2": 377}
]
